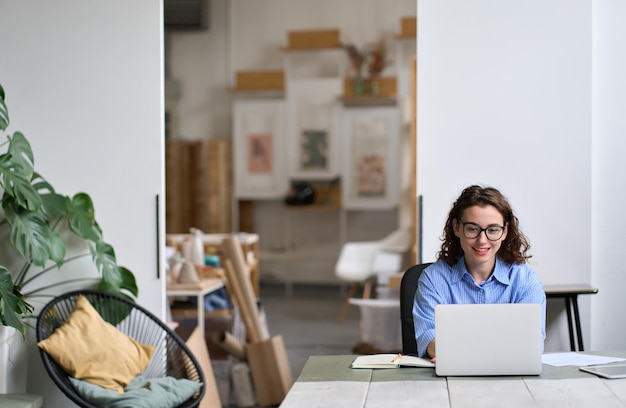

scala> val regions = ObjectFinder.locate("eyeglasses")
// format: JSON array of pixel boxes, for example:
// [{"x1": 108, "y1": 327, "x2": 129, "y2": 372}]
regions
[{"x1": 458, "y1": 221, "x2": 505, "y2": 241}]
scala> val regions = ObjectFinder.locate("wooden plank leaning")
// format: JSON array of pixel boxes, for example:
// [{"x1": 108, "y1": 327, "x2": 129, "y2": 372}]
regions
[{"x1": 222, "y1": 258, "x2": 263, "y2": 344}]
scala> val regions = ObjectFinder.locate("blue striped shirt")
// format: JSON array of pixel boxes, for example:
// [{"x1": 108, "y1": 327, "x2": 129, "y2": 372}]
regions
[{"x1": 412, "y1": 257, "x2": 546, "y2": 358}]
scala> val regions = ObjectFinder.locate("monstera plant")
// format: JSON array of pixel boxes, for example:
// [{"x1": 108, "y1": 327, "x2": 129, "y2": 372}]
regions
[{"x1": 0, "y1": 83, "x2": 138, "y2": 337}]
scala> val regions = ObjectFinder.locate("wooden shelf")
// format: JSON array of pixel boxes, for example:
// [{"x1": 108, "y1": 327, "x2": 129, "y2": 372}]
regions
[
  {"x1": 339, "y1": 96, "x2": 397, "y2": 107},
  {"x1": 281, "y1": 45, "x2": 342, "y2": 52},
  {"x1": 282, "y1": 204, "x2": 341, "y2": 211},
  {"x1": 285, "y1": 28, "x2": 341, "y2": 50},
  {"x1": 261, "y1": 250, "x2": 339, "y2": 261},
  {"x1": 342, "y1": 76, "x2": 397, "y2": 99},
  {"x1": 397, "y1": 16, "x2": 416, "y2": 38},
  {"x1": 229, "y1": 88, "x2": 285, "y2": 99},
  {"x1": 231, "y1": 70, "x2": 285, "y2": 94}
]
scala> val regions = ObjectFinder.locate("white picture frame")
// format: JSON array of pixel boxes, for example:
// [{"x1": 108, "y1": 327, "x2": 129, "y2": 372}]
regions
[
  {"x1": 233, "y1": 99, "x2": 289, "y2": 199},
  {"x1": 340, "y1": 106, "x2": 400, "y2": 209},
  {"x1": 287, "y1": 78, "x2": 342, "y2": 180}
]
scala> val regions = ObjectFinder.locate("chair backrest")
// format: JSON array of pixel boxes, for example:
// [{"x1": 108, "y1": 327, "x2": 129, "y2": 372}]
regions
[
  {"x1": 334, "y1": 241, "x2": 382, "y2": 281},
  {"x1": 400, "y1": 263, "x2": 432, "y2": 356},
  {"x1": 36, "y1": 290, "x2": 205, "y2": 408}
]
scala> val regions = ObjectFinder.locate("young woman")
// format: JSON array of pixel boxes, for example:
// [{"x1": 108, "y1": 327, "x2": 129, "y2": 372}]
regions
[{"x1": 413, "y1": 185, "x2": 546, "y2": 359}]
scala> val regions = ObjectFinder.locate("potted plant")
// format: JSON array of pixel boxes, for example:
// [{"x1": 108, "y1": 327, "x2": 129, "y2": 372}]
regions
[{"x1": 0, "y1": 82, "x2": 138, "y2": 338}]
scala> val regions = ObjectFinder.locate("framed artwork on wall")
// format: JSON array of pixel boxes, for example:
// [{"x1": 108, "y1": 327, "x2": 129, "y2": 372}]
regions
[
  {"x1": 341, "y1": 106, "x2": 400, "y2": 209},
  {"x1": 233, "y1": 99, "x2": 289, "y2": 199},
  {"x1": 287, "y1": 78, "x2": 342, "y2": 180}
]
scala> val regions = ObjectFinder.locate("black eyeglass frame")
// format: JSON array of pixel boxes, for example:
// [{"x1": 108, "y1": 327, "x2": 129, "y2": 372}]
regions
[{"x1": 457, "y1": 220, "x2": 506, "y2": 241}]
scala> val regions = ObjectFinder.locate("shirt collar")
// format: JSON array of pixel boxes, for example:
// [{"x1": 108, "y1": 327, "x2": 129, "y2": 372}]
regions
[{"x1": 451, "y1": 257, "x2": 511, "y2": 285}]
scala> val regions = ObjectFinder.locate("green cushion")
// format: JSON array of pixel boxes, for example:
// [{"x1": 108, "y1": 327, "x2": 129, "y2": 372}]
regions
[{"x1": 69, "y1": 375, "x2": 202, "y2": 408}]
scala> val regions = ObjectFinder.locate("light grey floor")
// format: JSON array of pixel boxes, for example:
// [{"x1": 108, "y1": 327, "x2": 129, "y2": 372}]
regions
[{"x1": 259, "y1": 283, "x2": 362, "y2": 378}]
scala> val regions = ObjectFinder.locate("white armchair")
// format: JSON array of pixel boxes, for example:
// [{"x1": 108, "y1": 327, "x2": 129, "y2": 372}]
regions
[{"x1": 335, "y1": 227, "x2": 411, "y2": 322}]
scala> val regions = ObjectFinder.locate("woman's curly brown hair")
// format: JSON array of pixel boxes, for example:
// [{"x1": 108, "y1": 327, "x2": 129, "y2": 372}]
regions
[{"x1": 437, "y1": 185, "x2": 531, "y2": 265}]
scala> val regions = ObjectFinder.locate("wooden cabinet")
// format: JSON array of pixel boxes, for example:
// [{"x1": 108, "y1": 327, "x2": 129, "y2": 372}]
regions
[{"x1": 165, "y1": 138, "x2": 232, "y2": 234}]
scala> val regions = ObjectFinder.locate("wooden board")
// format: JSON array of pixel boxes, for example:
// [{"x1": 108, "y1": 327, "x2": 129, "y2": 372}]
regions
[
  {"x1": 185, "y1": 327, "x2": 223, "y2": 408},
  {"x1": 235, "y1": 70, "x2": 285, "y2": 91},
  {"x1": 166, "y1": 138, "x2": 232, "y2": 234},
  {"x1": 165, "y1": 139, "x2": 195, "y2": 233},
  {"x1": 399, "y1": 16, "x2": 417, "y2": 38},
  {"x1": 286, "y1": 29, "x2": 341, "y2": 50}
]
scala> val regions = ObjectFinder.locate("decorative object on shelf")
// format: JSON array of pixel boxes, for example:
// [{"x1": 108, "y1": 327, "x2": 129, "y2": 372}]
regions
[
  {"x1": 300, "y1": 129, "x2": 328, "y2": 170},
  {"x1": 341, "y1": 106, "x2": 400, "y2": 210},
  {"x1": 343, "y1": 41, "x2": 366, "y2": 94},
  {"x1": 287, "y1": 78, "x2": 341, "y2": 179},
  {"x1": 365, "y1": 35, "x2": 387, "y2": 95},
  {"x1": 247, "y1": 133, "x2": 273, "y2": 174},
  {"x1": 342, "y1": 35, "x2": 389, "y2": 96},
  {"x1": 233, "y1": 99, "x2": 288, "y2": 199},
  {"x1": 0, "y1": 83, "x2": 138, "y2": 338},
  {"x1": 284, "y1": 182, "x2": 316, "y2": 206}
]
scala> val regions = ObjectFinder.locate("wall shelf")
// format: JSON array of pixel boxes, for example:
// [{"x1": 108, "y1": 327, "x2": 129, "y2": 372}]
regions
[
  {"x1": 339, "y1": 96, "x2": 397, "y2": 107},
  {"x1": 229, "y1": 89, "x2": 286, "y2": 99}
]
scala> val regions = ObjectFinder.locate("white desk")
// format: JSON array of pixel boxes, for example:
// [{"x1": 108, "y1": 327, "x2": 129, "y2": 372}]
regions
[
  {"x1": 280, "y1": 352, "x2": 626, "y2": 408},
  {"x1": 166, "y1": 278, "x2": 224, "y2": 334},
  {"x1": 166, "y1": 232, "x2": 260, "y2": 296}
]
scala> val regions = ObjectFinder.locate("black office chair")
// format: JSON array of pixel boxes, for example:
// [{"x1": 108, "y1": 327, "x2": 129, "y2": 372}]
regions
[
  {"x1": 399, "y1": 263, "x2": 432, "y2": 356},
  {"x1": 36, "y1": 290, "x2": 205, "y2": 408}
]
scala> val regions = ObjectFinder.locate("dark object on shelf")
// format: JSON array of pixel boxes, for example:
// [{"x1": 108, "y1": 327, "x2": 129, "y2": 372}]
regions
[{"x1": 284, "y1": 182, "x2": 316, "y2": 205}]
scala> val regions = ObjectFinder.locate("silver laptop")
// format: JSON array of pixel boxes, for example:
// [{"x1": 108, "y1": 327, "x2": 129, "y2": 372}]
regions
[{"x1": 434, "y1": 303, "x2": 542, "y2": 376}]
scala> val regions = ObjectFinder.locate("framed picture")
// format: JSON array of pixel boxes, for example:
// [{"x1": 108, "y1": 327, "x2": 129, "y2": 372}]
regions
[
  {"x1": 233, "y1": 99, "x2": 289, "y2": 199},
  {"x1": 287, "y1": 78, "x2": 342, "y2": 180},
  {"x1": 340, "y1": 106, "x2": 400, "y2": 209}
]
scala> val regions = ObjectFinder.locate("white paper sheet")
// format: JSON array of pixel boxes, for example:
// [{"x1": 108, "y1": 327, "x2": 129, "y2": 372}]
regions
[{"x1": 542, "y1": 352, "x2": 626, "y2": 367}]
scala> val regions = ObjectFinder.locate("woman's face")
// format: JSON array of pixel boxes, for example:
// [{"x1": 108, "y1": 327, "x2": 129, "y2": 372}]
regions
[{"x1": 453, "y1": 205, "x2": 507, "y2": 273}]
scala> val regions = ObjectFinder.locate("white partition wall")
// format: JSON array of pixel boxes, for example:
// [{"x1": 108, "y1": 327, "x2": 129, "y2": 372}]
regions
[
  {"x1": 591, "y1": 0, "x2": 626, "y2": 351},
  {"x1": 0, "y1": 1, "x2": 164, "y2": 405},
  {"x1": 417, "y1": 0, "x2": 592, "y2": 351}
]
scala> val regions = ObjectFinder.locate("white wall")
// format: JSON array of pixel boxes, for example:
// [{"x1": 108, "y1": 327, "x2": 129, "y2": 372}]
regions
[
  {"x1": 0, "y1": 0, "x2": 164, "y2": 404},
  {"x1": 418, "y1": 0, "x2": 626, "y2": 352},
  {"x1": 417, "y1": 0, "x2": 592, "y2": 351},
  {"x1": 591, "y1": 0, "x2": 626, "y2": 351},
  {"x1": 168, "y1": 0, "x2": 416, "y2": 141}
]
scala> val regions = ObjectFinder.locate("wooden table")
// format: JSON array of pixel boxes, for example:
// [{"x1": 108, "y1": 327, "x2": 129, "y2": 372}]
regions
[
  {"x1": 166, "y1": 278, "x2": 224, "y2": 334},
  {"x1": 388, "y1": 274, "x2": 599, "y2": 352},
  {"x1": 166, "y1": 232, "x2": 260, "y2": 297},
  {"x1": 280, "y1": 352, "x2": 626, "y2": 408}
]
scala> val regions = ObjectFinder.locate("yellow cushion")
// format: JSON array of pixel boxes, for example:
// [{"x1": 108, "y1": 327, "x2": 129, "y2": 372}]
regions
[{"x1": 37, "y1": 295, "x2": 155, "y2": 394}]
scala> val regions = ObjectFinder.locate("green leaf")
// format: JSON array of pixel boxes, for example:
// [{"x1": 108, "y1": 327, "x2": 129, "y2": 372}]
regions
[
  {"x1": 0, "y1": 149, "x2": 41, "y2": 212},
  {"x1": 91, "y1": 241, "x2": 121, "y2": 287},
  {"x1": 0, "y1": 266, "x2": 31, "y2": 337},
  {"x1": 41, "y1": 193, "x2": 71, "y2": 220},
  {"x1": 68, "y1": 193, "x2": 102, "y2": 242},
  {"x1": 118, "y1": 266, "x2": 139, "y2": 296},
  {"x1": 7, "y1": 132, "x2": 34, "y2": 175},
  {"x1": 0, "y1": 83, "x2": 8, "y2": 131},
  {"x1": 47, "y1": 230, "x2": 66, "y2": 268},
  {"x1": 3, "y1": 195, "x2": 52, "y2": 267}
]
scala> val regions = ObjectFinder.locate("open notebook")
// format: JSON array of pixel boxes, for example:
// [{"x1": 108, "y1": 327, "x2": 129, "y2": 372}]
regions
[
  {"x1": 351, "y1": 354, "x2": 435, "y2": 369},
  {"x1": 435, "y1": 303, "x2": 543, "y2": 376}
]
